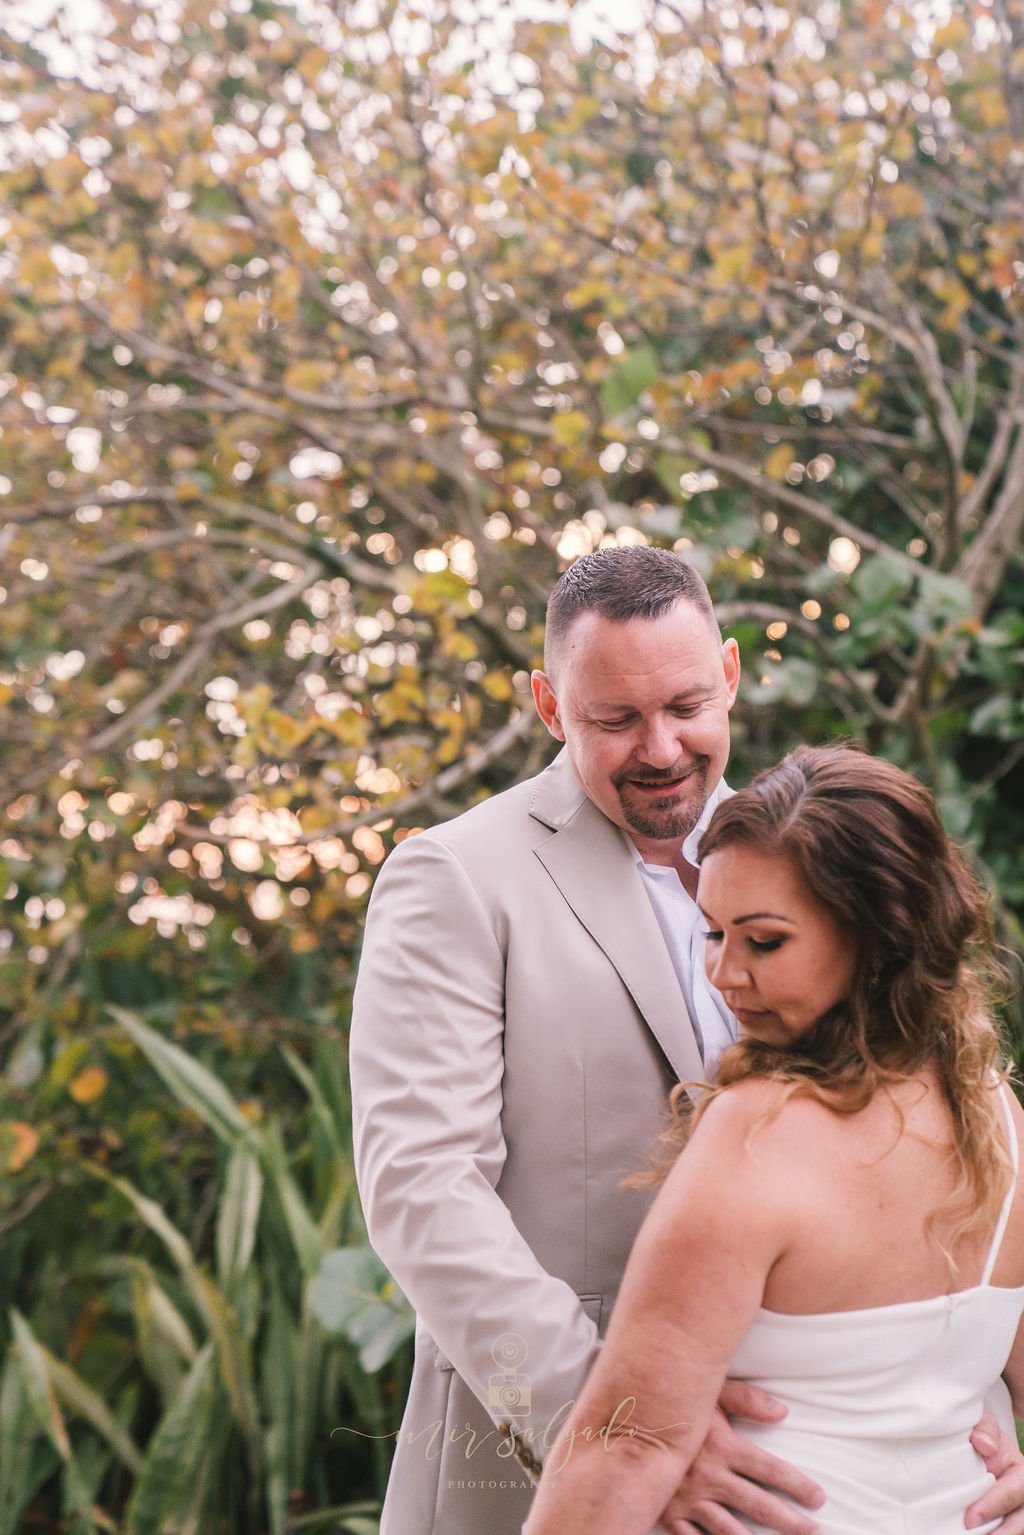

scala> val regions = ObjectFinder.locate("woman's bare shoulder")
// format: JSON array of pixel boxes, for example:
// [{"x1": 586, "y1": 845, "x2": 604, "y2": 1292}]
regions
[
  {"x1": 685, "y1": 1078, "x2": 847, "y2": 1187},
  {"x1": 696, "y1": 1076, "x2": 837, "y2": 1136}
]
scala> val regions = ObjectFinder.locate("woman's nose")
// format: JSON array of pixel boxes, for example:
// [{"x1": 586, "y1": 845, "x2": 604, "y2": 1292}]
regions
[{"x1": 705, "y1": 940, "x2": 749, "y2": 992}]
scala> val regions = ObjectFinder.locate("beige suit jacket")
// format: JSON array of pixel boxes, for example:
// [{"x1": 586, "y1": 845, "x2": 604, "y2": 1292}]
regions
[{"x1": 349, "y1": 750, "x2": 707, "y2": 1534}]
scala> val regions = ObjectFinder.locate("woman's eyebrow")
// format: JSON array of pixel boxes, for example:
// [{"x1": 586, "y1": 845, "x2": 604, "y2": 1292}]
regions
[{"x1": 697, "y1": 907, "x2": 795, "y2": 925}]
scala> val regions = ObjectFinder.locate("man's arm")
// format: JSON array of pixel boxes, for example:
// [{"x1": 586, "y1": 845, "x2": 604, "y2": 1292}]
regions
[
  {"x1": 349, "y1": 832, "x2": 602, "y2": 1448},
  {"x1": 351, "y1": 834, "x2": 823, "y2": 1531},
  {"x1": 966, "y1": 1330, "x2": 1024, "y2": 1533}
]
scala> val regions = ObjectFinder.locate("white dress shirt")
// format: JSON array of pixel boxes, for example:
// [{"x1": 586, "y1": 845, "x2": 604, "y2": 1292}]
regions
[{"x1": 624, "y1": 780, "x2": 738, "y2": 1076}]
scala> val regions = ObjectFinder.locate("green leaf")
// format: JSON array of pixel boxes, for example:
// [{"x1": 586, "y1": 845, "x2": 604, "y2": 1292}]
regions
[
  {"x1": 851, "y1": 555, "x2": 914, "y2": 607},
  {"x1": 916, "y1": 568, "x2": 974, "y2": 623},
  {"x1": 108, "y1": 1005, "x2": 248, "y2": 1145},
  {"x1": 195, "y1": 1272, "x2": 263, "y2": 1476},
  {"x1": 128, "y1": 1264, "x2": 197, "y2": 1404},
  {"x1": 89, "y1": 1164, "x2": 198, "y2": 1281},
  {"x1": 771, "y1": 657, "x2": 820, "y2": 707},
  {"x1": 9, "y1": 1312, "x2": 95, "y2": 1527},
  {"x1": 599, "y1": 343, "x2": 660, "y2": 419},
  {"x1": 260, "y1": 1283, "x2": 295, "y2": 1535},
  {"x1": 10, "y1": 1310, "x2": 72, "y2": 1463},
  {"x1": 39, "y1": 1348, "x2": 142, "y2": 1474},
  {"x1": 216, "y1": 1137, "x2": 264, "y2": 1289},
  {"x1": 0, "y1": 1355, "x2": 58, "y2": 1535},
  {"x1": 125, "y1": 1345, "x2": 217, "y2": 1535},
  {"x1": 288, "y1": 1510, "x2": 382, "y2": 1534},
  {"x1": 280, "y1": 1043, "x2": 346, "y2": 1164},
  {"x1": 262, "y1": 1120, "x2": 326, "y2": 1277},
  {"x1": 309, "y1": 1248, "x2": 415, "y2": 1373},
  {"x1": 969, "y1": 695, "x2": 1022, "y2": 739},
  {"x1": 653, "y1": 452, "x2": 696, "y2": 498}
]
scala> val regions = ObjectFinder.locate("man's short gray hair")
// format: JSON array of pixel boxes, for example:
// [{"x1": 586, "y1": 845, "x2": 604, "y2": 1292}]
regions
[{"x1": 544, "y1": 547, "x2": 718, "y2": 675}]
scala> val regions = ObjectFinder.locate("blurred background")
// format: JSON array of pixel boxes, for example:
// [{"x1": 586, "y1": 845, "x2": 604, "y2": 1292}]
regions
[{"x1": 1, "y1": 0, "x2": 1022, "y2": 1529}]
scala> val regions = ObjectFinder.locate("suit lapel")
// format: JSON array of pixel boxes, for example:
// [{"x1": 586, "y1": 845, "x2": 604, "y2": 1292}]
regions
[{"x1": 531, "y1": 773, "x2": 707, "y2": 1091}]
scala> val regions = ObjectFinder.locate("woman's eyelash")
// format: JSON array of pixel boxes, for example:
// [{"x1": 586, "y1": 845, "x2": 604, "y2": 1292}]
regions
[{"x1": 701, "y1": 930, "x2": 786, "y2": 954}]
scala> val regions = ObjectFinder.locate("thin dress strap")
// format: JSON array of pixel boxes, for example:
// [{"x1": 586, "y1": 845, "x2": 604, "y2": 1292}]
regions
[{"x1": 981, "y1": 1080, "x2": 1019, "y2": 1287}]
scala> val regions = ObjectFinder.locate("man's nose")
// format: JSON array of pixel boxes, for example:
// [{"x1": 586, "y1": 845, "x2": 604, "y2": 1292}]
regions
[{"x1": 636, "y1": 716, "x2": 681, "y2": 768}]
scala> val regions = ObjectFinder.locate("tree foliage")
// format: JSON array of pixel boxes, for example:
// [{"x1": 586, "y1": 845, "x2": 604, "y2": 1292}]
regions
[{"x1": 1, "y1": 0, "x2": 1022, "y2": 1526}]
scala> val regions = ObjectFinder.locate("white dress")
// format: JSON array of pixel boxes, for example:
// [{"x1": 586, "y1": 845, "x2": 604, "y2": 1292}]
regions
[{"x1": 727, "y1": 1084, "x2": 1024, "y2": 1535}]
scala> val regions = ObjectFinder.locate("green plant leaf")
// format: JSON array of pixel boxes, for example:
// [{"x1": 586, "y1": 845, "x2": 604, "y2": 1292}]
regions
[
  {"x1": 216, "y1": 1137, "x2": 265, "y2": 1289},
  {"x1": 280, "y1": 1044, "x2": 346, "y2": 1164},
  {"x1": 308, "y1": 1248, "x2": 415, "y2": 1373},
  {"x1": 10, "y1": 1310, "x2": 73, "y2": 1462},
  {"x1": 41, "y1": 1348, "x2": 142, "y2": 1474},
  {"x1": 851, "y1": 555, "x2": 914, "y2": 607},
  {"x1": 0, "y1": 1355, "x2": 59, "y2": 1535},
  {"x1": 9, "y1": 1312, "x2": 95, "y2": 1527},
  {"x1": 263, "y1": 1120, "x2": 327, "y2": 1277},
  {"x1": 128, "y1": 1263, "x2": 198, "y2": 1404},
  {"x1": 125, "y1": 1345, "x2": 217, "y2": 1535},
  {"x1": 599, "y1": 343, "x2": 660, "y2": 419},
  {"x1": 108, "y1": 1005, "x2": 249, "y2": 1144}
]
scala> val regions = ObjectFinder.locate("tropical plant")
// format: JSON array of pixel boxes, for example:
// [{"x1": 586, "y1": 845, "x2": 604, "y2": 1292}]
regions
[{"x1": 3, "y1": 1009, "x2": 411, "y2": 1533}]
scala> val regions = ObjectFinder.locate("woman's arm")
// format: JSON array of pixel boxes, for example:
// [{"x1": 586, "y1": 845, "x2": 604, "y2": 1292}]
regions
[{"x1": 523, "y1": 1083, "x2": 801, "y2": 1535}]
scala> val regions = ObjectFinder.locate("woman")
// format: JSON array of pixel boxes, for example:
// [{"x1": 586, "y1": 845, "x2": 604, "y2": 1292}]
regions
[{"x1": 523, "y1": 744, "x2": 1024, "y2": 1535}]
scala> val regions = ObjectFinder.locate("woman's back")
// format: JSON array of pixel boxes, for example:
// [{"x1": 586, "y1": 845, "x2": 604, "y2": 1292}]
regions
[
  {"x1": 751, "y1": 1070, "x2": 1024, "y2": 1315},
  {"x1": 725, "y1": 1076, "x2": 1024, "y2": 1535}
]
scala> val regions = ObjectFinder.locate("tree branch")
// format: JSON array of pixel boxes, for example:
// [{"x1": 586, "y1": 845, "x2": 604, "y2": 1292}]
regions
[{"x1": 666, "y1": 438, "x2": 919, "y2": 571}]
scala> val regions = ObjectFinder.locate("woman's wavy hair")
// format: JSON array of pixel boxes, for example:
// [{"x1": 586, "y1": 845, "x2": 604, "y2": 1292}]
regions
[{"x1": 660, "y1": 743, "x2": 1012, "y2": 1247}]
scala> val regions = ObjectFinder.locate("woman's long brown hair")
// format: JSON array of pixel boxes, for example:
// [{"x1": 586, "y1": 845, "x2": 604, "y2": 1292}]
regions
[{"x1": 654, "y1": 744, "x2": 1012, "y2": 1250}]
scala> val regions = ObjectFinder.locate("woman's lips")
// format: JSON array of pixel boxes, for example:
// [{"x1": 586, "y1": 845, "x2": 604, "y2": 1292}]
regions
[{"x1": 733, "y1": 1007, "x2": 772, "y2": 1026}]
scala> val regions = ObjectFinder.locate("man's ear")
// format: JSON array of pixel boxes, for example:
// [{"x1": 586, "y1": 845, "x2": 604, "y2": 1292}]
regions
[
  {"x1": 721, "y1": 637, "x2": 741, "y2": 709},
  {"x1": 531, "y1": 670, "x2": 565, "y2": 740}
]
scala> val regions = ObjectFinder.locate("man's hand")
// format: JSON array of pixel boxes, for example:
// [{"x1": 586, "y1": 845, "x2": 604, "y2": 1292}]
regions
[
  {"x1": 967, "y1": 1411, "x2": 1024, "y2": 1532},
  {"x1": 657, "y1": 1382, "x2": 825, "y2": 1535}
]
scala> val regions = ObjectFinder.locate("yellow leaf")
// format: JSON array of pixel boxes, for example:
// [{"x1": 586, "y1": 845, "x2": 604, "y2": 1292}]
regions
[
  {"x1": 2, "y1": 1121, "x2": 39, "y2": 1172},
  {"x1": 859, "y1": 228, "x2": 884, "y2": 263},
  {"x1": 442, "y1": 629, "x2": 479, "y2": 662},
  {"x1": 297, "y1": 46, "x2": 329, "y2": 82},
  {"x1": 551, "y1": 410, "x2": 590, "y2": 448},
  {"x1": 564, "y1": 94, "x2": 601, "y2": 133},
  {"x1": 108, "y1": 242, "x2": 139, "y2": 282},
  {"x1": 283, "y1": 361, "x2": 335, "y2": 393},
  {"x1": 934, "y1": 16, "x2": 969, "y2": 49},
  {"x1": 69, "y1": 1067, "x2": 108, "y2": 1105},
  {"x1": 482, "y1": 670, "x2": 513, "y2": 701},
  {"x1": 974, "y1": 88, "x2": 1009, "y2": 130},
  {"x1": 18, "y1": 248, "x2": 56, "y2": 285},
  {"x1": 711, "y1": 245, "x2": 753, "y2": 285},
  {"x1": 764, "y1": 444, "x2": 796, "y2": 481},
  {"x1": 42, "y1": 157, "x2": 82, "y2": 197}
]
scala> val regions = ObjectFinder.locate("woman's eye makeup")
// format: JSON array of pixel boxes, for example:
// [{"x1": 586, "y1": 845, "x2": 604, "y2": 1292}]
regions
[{"x1": 700, "y1": 930, "x2": 786, "y2": 953}]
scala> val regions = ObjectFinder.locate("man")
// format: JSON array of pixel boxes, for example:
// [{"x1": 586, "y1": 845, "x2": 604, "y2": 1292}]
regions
[{"x1": 350, "y1": 547, "x2": 1023, "y2": 1535}]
